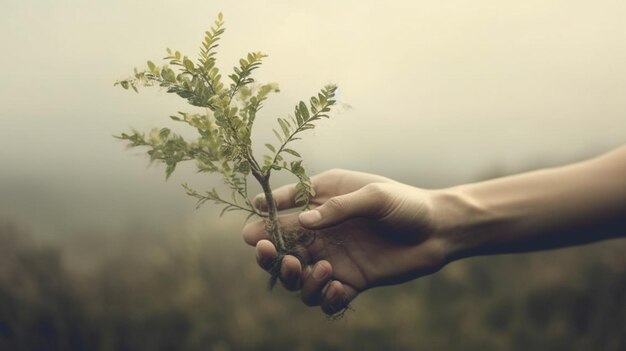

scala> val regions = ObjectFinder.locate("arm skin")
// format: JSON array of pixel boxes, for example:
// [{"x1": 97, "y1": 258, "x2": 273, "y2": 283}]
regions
[
  {"x1": 242, "y1": 146, "x2": 626, "y2": 316},
  {"x1": 442, "y1": 145, "x2": 626, "y2": 259}
]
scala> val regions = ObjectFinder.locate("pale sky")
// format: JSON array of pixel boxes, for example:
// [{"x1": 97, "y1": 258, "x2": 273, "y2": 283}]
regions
[{"x1": 1, "y1": 0, "x2": 625, "y2": 238}]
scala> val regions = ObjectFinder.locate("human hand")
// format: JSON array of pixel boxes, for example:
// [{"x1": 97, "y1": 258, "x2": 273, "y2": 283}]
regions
[{"x1": 242, "y1": 169, "x2": 452, "y2": 316}]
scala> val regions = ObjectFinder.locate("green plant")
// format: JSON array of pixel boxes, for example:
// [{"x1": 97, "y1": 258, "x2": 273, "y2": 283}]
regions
[{"x1": 115, "y1": 13, "x2": 337, "y2": 285}]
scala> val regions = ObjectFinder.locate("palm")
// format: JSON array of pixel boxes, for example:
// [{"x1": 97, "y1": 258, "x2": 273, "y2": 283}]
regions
[
  {"x1": 243, "y1": 169, "x2": 443, "y2": 313},
  {"x1": 302, "y1": 218, "x2": 422, "y2": 294},
  {"x1": 287, "y1": 170, "x2": 441, "y2": 295}
]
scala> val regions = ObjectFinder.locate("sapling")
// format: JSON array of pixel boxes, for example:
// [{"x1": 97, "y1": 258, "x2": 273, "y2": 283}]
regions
[{"x1": 115, "y1": 13, "x2": 337, "y2": 287}]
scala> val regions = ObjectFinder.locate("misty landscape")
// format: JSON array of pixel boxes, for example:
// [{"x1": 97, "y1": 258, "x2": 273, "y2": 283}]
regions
[{"x1": 1, "y1": 1, "x2": 625, "y2": 350}]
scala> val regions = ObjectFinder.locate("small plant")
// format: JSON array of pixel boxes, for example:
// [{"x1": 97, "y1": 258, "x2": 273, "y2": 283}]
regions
[{"x1": 115, "y1": 13, "x2": 337, "y2": 286}]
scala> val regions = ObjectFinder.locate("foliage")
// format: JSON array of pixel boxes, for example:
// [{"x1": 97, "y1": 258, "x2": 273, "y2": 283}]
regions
[
  {"x1": 115, "y1": 13, "x2": 337, "y2": 234},
  {"x1": 1, "y1": 223, "x2": 625, "y2": 351}
]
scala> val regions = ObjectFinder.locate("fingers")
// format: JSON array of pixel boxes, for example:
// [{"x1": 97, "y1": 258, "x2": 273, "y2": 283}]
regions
[
  {"x1": 253, "y1": 183, "x2": 299, "y2": 212},
  {"x1": 298, "y1": 183, "x2": 386, "y2": 230},
  {"x1": 243, "y1": 220, "x2": 269, "y2": 246},
  {"x1": 301, "y1": 261, "x2": 333, "y2": 306},
  {"x1": 242, "y1": 213, "x2": 300, "y2": 246},
  {"x1": 252, "y1": 245, "x2": 354, "y2": 316},
  {"x1": 255, "y1": 240, "x2": 276, "y2": 270},
  {"x1": 254, "y1": 240, "x2": 302, "y2": 291},
  {"x1": 297, "y1": 261, "x2": 353, "y2": 316},
  {"x1": 321, "y1": 281, "x2": 350, "y2": 316},
  {"x1": 279, "y1": 255, "x2": 302, "y2": 291}
]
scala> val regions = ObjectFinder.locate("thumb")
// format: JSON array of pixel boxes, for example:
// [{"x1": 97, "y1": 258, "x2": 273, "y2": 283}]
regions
[{"x1": 298, "y1": 184, "x2": 386, "y2": 229}]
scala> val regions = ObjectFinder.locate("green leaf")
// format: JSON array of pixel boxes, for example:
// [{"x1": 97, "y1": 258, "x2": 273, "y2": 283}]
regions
[
  {"x1": 183, "y1": 58, "x2": 194, "y2": 71},
  {"x1": 165, "y1": 163, "x2": 176, "y2": 179},
  {"x1": 278, "y1": 118, "x2": 290, "y2": 138},
  {"x1": 115, "y1": 12, "x2": 339, "y2": 220},
  {"x1": 290, "y1": 160, "x2": 304, "y2": 175},
  {"x1": 272, "y1": 129, "x2": 283, "y2": 142},
  {"x1": 159, "y1": 128, "x2": 171, "y2": 139},
  {"x1": 234, "y1": 160, "x2": 250, "y2": 174},
  {"x1": 283, "y1": 148, "x2": 301, "y2": 157},
  {"x1": 298, "y1": 101, "x2": 309, "y2": 120},
  {"x1": 220, "y1": 205, "x2": 233, "y2": 217}
]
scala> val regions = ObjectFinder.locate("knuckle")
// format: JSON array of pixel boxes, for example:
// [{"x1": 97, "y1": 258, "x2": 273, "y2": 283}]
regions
[
  {"x1": 326, "y1": 168, "x2": 345, "y2": 176},
  {"x1": 361, "y1": 183, "x2": 397, "y2": 217},
  {"x1": 318, "y1": 168, "x2": 346, "y2": 179},
  {"x1": 362, "y1": 182, "x2": 387, "y2": 196},
  {"x1": 325, "y1": 197, "x2": 347, "y2": 213}
]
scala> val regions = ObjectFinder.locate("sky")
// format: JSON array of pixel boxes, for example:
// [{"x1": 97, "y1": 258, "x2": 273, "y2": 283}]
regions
[{"x1": 0, "y1": 0, "x2": 625, "y2": 240}]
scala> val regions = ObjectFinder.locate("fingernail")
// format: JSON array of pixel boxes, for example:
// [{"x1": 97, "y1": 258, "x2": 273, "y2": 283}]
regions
[
  {"x1": 321, "y1": 282, "x2": 330, "y2": 296},
  {"x1": 326, "y1": 284, "x2": 338, "y2": 300},
  {"x1": 280, "y1": 257, "x2": 295, "y2": 278},
  {"x1": 312, "y1": 263, "x2": 328, "y2": 281},
  {"x1": 299, "y1": 210, "x2": 322, "y2": 226}
]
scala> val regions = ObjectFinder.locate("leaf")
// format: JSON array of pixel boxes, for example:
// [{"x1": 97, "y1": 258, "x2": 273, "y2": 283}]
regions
[
  {"x1": 296, "y1": 113, "x2": 304, "y2": 126},
  {"x1": 161, "y1": 67, "x2": 175, "y2": 82},
  {"x1": 115, "y1": 13, "x2": 340, "y2": 220},
  {"x1": 183, "y1": 58, "x2": 194, "y2": 71},
  {"x1": 278, "y1": 118, "x2": 290, "y2": 138},
  {"x1": 298, "y1": 101, "x2": 309, "y2": 120},
  {"x1": 272, "y1": 129, "x2": 283, "y2": 143},
  {"x1": 220, "y1": 205, "x2": 233, "y2": 217},
  {"x1": 234, "y1": 160, "x2": 250, "y2": 174},
  {"x1": 165, "y1": 163, "x2": 176, "y2": 180},
  {"x1": 159, "y1": 128, "x2": 171, "y2": 139},
  {"x1": 283, "y1": 148, "x2": 301, "y2": 157},
  {"x1": 290, "y1": 160, "x2": 304, "y2": 176}
]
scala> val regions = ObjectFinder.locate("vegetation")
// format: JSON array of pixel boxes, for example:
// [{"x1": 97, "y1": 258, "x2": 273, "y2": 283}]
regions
[
  {"x1": 0, "y1": 222, "x2": 624, "y2": 351},
  {"x1": 115, "y1": 13, "x2": 337, "y2": 282}
]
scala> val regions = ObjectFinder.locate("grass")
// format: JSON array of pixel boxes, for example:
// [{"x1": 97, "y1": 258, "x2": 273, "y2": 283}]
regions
[{"x1": 0, "y1": 221, "x2": 624, "y2": 351}]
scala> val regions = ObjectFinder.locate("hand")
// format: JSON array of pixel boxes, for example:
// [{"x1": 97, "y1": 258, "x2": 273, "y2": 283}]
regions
[{"x1": 242, "y1": 169, "x2": 451, "y2": 316}]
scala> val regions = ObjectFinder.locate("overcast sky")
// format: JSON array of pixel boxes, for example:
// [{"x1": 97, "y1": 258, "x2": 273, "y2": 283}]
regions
[{"x1": 1, "y1": 0, "x2": 624, "y2": 238}]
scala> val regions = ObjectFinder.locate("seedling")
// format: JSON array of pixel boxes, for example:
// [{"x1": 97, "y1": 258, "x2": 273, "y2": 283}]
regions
[{"x1": 115, "y1": 13, "x2": 337, "y2": 286}]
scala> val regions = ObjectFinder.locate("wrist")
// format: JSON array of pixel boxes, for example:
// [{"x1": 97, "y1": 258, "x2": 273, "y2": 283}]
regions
[{"x1": 429, "y1": 185, "x2": 494, "y2": 263}]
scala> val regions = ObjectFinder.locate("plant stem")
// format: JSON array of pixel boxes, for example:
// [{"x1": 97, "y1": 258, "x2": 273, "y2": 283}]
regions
[{"x1": 256, "y1": 173, "x2": 286, "y2": 252}]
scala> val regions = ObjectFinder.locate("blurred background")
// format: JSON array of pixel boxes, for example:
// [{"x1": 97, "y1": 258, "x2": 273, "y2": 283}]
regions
[{"x1": 1, "y1": 0, "x2": 625, "y2": 350}]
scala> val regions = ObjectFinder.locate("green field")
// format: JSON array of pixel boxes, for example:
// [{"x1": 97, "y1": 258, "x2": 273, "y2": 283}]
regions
[{"x1": 1, "y1": 220, "x2": 623, "y2": 351}]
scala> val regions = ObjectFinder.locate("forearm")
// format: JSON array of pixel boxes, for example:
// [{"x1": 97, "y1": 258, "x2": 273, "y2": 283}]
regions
[{"x1": 436, "y1": 146, "x2": 626, "y2": 261}]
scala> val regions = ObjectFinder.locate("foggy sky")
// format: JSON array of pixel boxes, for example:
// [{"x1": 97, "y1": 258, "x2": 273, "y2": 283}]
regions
[{"x1": 1, "y1": 0, "x2": 624, "y2": 238}]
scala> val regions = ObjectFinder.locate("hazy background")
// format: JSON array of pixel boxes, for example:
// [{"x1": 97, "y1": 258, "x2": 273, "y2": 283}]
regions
[{"x1": 0, "y1": 1, "x2": 624, "y2": 350}]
